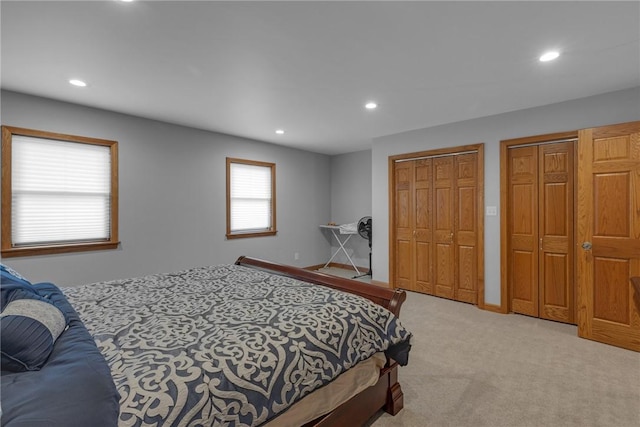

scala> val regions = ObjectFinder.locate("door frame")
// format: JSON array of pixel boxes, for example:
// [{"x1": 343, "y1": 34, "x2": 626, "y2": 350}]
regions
[
  {"x1": 388, "y1": 143, "x2": 485, "y2": 308},
  {"x1": 499, "y1": 130, "x2": 578, "y2": 315}
]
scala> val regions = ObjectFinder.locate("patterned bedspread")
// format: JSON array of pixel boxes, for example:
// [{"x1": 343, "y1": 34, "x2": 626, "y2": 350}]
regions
[{"x1": 63, "y1": 264, "x2": 411, "y2": 427}]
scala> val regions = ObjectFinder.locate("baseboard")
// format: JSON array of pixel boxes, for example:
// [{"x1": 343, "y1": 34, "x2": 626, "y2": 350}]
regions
[
  {"x1": 371, "y1": 280, "x2": 391, "y2": 289},
  {"x1": 304, "y1": 262, "x2": 369, "y2": 273},
  {"x1": 305, "y1": 263, "x2": 383, "y2": 285},
  {"x1": 482, "y1": 303, "x2": 507, "y2": 314}
]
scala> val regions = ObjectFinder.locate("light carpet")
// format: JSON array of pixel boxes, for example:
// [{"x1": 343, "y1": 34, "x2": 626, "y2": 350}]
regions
[{"x1": 367, "y1": 290, "x2": 640, "y2": 427}]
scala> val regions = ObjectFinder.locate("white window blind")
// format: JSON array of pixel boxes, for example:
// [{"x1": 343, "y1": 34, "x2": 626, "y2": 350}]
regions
[
  {"x1": 229, "y1": 162, "x2": 272, "y2": 232},
  {"x1": 11, "y1": 135, "x2": 112, "y2": 246}
]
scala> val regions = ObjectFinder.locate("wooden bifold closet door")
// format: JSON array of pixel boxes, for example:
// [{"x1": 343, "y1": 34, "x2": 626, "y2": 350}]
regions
[
  {"x1": 394, "y1": 158, "x2": 433, "y2": 294},
  {"x1": 393, "y1": 146, "x2": 482, "y2": 305},
  {"x1": 507, "y1": 141, "x2": 575, "y2": 324}
]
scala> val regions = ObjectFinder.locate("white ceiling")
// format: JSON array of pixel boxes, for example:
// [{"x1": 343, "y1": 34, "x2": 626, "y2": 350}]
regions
[{"x1": 2, "y1": 1, "x2": 639, "y2": 155}]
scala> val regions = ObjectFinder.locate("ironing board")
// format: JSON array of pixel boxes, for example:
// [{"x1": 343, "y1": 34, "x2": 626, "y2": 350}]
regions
[{"x1": 319, "y1": 225, "x2": 361, "y2": 275}]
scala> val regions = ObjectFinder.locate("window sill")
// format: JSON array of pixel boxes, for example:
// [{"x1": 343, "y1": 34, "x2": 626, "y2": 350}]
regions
[
  {"x1": 1, "y1": 241, "x2": 120, "y2": 258},
  {"x1": 226, "y1": 231, "x2": 277, "y2": 240}
]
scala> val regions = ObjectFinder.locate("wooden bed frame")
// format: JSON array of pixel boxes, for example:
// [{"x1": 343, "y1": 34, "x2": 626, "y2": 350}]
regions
[{"x1": 235, "y1": 256, "x2": 408, "y2": 427}]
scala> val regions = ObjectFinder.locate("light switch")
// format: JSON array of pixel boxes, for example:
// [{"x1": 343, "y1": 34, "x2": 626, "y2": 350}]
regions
[{"x1": 486, "y1": 206, "x2": 497, "y2": 216}]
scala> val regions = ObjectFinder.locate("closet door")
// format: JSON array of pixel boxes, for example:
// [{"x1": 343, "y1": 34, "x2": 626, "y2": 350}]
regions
[
  {"x1": 539, "y1": 142, "x2": 574, "y2": 323},
  {"x1": 508, "y1": 146, "x2": 539, "y2": 317},
  {"x1": 393, "y1": 159, "x2": 434, "y2": 294},
  {"x1": 507, "y1": 142, "x2": 575, "y2": 322},
  {"x1": 391, "y1": 144, "x2": 483, "y2": 306},
  {"x1": 394, "y1": 160, "x2": 414, "y2": 292},
  {"x1": 415, "y1": 159, "x2": 434, "y2": 294},
  {"x1": 455, "y1": 153, "x2": 478, "y2": 304},
  {"x1": 434, "y1": 156, "x2": 455, "y2": 299}
]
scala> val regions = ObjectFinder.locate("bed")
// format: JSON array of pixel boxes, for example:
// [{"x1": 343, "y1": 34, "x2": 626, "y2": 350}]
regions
[{"x1": 1, "y1": 256, "x2": 411, "y2": 426}]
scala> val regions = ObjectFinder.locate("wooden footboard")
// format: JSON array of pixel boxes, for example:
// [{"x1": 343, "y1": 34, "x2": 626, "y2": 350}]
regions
[
  {"x1": 235, "y1": 256, "x2": 408, "y2": 426},
  {"x1": 235, "y1": 256, "x2": 407, "y2": 317}
]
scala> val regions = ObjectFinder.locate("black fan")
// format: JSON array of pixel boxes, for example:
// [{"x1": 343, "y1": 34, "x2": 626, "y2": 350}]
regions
[{"x1": 354, "y1": 216, "x2": 372, "y2": 279}]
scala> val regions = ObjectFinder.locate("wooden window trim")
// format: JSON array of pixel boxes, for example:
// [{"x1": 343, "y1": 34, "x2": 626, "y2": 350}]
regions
[
  {"x1": 1, "y1": 126, "x2": 119, "y2": 257},
  {"x1": 226, "y1": 157, "x2": 277, "y2": 239}
]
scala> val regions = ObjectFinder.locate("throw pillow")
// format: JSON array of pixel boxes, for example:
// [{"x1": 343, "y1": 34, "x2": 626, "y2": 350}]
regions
[{"x1": 1, "y1": 291, "x2": 68, "y2": 371}]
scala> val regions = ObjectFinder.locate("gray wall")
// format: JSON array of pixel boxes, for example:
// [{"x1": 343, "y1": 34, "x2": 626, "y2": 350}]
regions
[
  {"x1": 326, "y1": 149, "x2": 372, "y2": 269},
  {"x1": 0, "y1": 90, "x2": 332, "y2": 286},
  {"x1": 371, "y1": 87, "x2": 640, "y2": 305}
]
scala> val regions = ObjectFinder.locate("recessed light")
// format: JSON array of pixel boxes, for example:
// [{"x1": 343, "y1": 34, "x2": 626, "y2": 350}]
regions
[
  {"x1": 275, "y1": 129, "x2": 285, "y2": 135},
  {"x1": 120, "y1": 0, "x2": 134, "y2": 3},
  {"x1": 539, "y1": 51, "x2": 560, "y2": 62},
  {"x1": 69, "y1": 79, "x2": 87, "y2": 87},
  {"x1": 365, "y1": 102, "x2": 377, "y2": 110}
]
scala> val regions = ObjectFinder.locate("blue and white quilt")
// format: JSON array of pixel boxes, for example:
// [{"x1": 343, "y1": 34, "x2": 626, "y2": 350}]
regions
[{"x1": 63, "y1": 264, "x2": 411, "y2": 427}]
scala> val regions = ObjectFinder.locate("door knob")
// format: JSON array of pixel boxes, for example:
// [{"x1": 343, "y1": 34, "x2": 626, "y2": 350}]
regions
[{"x1": 582, "y1": 242, "x2": 592, "y2": 250}]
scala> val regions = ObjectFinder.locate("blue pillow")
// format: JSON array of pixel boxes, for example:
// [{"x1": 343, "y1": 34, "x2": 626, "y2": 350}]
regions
[
  {"x1": 0, "y1": 263, "x2": 32, "y2": 286},
  {"x1": 1, "y1": 290, "x2": 68, "y2": 372},
  {"x1": 1, "y1": 263, "x2": 37, "y2": 311}
]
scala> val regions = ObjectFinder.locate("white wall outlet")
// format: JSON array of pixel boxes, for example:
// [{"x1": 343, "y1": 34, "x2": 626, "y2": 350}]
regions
[
  {"x1": 294, "y1": 252, "x2": 300, "y2": 260},
  {"x1": 486, "y1": 206, "x2": 498, "y2": 216}
]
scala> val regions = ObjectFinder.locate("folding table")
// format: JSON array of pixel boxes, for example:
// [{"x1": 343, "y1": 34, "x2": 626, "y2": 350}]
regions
[{"x1": 319, "y1": 224, "x2": 361, "y2": 275}]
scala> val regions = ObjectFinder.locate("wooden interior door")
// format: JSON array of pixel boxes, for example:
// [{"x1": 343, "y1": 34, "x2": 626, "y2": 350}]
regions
[
  {"x1": 394, "y1": 160, "x2": 414, "y2": 292},
  {"x1": 455, "y1": 153, "x2": 478, "y2": 304},
  {"x1": 415, "y1": 159, "x2": 434, "y2": 294},
  {"x1": 539, "y1": 142, "x2": 574, "y2": 323},
  {"x1": 394, "y1": 159, "x2": 434, "y2": 294},
  {"x1": 391, "y1": 144, "x2": 483, "y2": 306},
  {"x1": 434, "y1": 156, "x2": 455, "y2": 299},
  {"x1": 507, "y1": 142, "x2": 575, "y2": 323},
  {"x1": 577, "y1": 121, "x2": 640, "y2": 351},
  {"x1": 508, "y1": 146, "x2": 539, "y2": 317}
]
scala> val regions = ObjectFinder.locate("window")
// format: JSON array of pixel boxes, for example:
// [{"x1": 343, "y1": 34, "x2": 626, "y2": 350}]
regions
[
  {"x1": 1, "y1": 126, "x2": 119, "y2": 257},
  {"x1": 226, "y1": 158, "x2": 276, "y2": 239}
]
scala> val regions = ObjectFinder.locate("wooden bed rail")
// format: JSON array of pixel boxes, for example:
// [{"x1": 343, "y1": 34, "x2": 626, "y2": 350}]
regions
[{"x1": 235, "y1": 256, "x2": 407, "y2": 317}]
